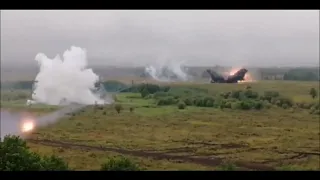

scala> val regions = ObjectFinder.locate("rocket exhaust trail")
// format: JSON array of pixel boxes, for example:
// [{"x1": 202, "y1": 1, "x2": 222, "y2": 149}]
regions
[{"x1": 0, "y1": 104, "x2": 87, "y2": 140}]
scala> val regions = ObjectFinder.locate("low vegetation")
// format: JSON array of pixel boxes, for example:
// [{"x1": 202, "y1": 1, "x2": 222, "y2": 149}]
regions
[
  {"x1": 119, "y1": 83, "x2": 319, "y2": 115},
  {"x1": 1, "y1": 80, "x2": 319, "y2": 170},
  {"x1": 0, "y1": 136, "x2": 141, "y2": 171}
]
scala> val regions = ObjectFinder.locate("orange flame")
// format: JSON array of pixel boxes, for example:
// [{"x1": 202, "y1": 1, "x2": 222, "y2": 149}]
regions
[
  {"x1": 21, "y1": 119, "x2": 35, "y2": 133},
  {"x1": 229, "y1": 68, "x2": 255, "y2": 83}
]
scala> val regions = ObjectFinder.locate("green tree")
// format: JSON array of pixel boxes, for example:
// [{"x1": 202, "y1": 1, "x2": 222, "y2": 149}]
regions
[{"x1": 0, "y1": 135, "x2": 68, "y2": 171}]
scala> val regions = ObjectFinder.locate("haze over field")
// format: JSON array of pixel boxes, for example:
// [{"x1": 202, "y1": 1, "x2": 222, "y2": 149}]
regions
[{"x1": 1, "y1": 10, "x2": 319, "y2": 68}]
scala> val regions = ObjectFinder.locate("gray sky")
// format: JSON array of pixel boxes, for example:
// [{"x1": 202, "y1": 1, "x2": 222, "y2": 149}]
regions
[{"x1": 1, "y1": 10, "x2": 319, "y2": 67}]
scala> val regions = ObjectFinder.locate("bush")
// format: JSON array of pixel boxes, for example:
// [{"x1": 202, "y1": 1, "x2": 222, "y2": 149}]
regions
[
  {"x1": 264, "y1": 102, "x2": 272, "y2": 109},
  {"x1": 296, "y1": 102, "x2": 313, "y2": 109},
  {"x1": 231, "y1": 90, "x2": 243, "y2": 99},
  {"x1": 153, "y1": 92, "x2": 169, "y2": 99},
  {"x1": 140, "y1": 88, "x2": 150, "y2": 98},
  {"x1": 129, "y1": 107, "x2": 134, "y2": 112},
  {"x1": 272, "y1": 97, "x2": 293, "y2": 107},
  {"x1": 183, "y1": 98, "x2": 193, "y2": 106},
  {"x1": 160, "y1": 86, "x2": 170, "y2": 92},
  {"x1": 0, "y1": 135, "x2": 69, "y2": 171},
  {"x1": 177, "y1": 101, "x2": 186, "y2": 109},
  {"x1": 136, "y1": 84, "x2": 160, "y2": 94},
  {"x1": 239, "y1": 101, "x2": 252, "y2": 110},
  {"x1": 114, "y1": 104, "x2": 123, "y2": 113},
  {"x1": 100, "y1": 156, "x2": 140, "y2": 171},
  {"x1": 253, "y1": 101, "x2": 263, "y2": 110},
  {"x1": 220, "y1": 92, "x2": 231, "y2": 99},
  {"x1": 309, "y1": 103, "x2": 320, "y2": 115},
  {"x1": 206, "y1": 99, "x2": 214, "y2": 107},
  {"x1": 231, "y1": 101, "x2": 242, "y2": 110},
  {"x1": 309, "y1": 88, "x2": 317, "y2": 99},
  {"x1": 261, "y1": 91, "x2": 280, "y2": 102},
  {"x1": 224, "y1": 101, "x2": 232, "y2": 109},
  {"x1": 244, "y1": 89, "x2": 259, "y2": 99},
  {"x1": 157, "y1": 97, "x2": 177, "y2": 106},
  {"x1": 282, "y1": 103, "x2": 289, "y2": 109},
  {"x1": 40, "y1": 155, "x2": 69, "y2": 171}
]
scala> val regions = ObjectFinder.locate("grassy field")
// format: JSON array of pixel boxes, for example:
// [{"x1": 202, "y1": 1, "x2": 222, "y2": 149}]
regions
[{"x1": 1, "y1": 80, "x2": 319, "y2": 170}]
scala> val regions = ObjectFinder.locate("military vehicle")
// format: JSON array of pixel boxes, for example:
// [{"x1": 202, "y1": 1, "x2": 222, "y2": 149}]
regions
[{"x1": 206, "y1": 68, "x2": 248, "y2": 83}]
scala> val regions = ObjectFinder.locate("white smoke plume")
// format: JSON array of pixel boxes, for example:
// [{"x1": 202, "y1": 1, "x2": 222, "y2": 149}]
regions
[
  {"x1": 28, "y1": 46, "x2": 111, "y2": 106},
  {"x1": 144, "y1": 59, "x2": 191, "y2": 82}
]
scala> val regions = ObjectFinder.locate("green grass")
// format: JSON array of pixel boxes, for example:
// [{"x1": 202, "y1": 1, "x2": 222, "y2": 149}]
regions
[{"x1": 2, "y1": 81, "x2": 320, "y2": 170}]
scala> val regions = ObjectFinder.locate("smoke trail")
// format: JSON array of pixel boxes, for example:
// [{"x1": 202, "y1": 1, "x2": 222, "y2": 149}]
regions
[
  {"x1": 28, "y1": 46, "x2": 112, "y2": 106},
  {"x1": 144, "y1": 59, "x2": 191, "y2": 82},
  {"x1": 0, "y1": 110, "x2": 23, "y2": 140},
  {"x1": 0, "y1": 105, "x2": 86, "y2": 140}
]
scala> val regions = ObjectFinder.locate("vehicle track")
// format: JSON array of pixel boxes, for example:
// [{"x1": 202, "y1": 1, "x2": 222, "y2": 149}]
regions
[{"x1": 28, "y1": 138, "x2": 276, "y2": 171}]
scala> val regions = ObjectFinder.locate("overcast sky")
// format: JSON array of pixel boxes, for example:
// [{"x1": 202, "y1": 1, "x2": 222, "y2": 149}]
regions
[{"x1": 1, "y1": 10, "x2": 319, "y2": 67}]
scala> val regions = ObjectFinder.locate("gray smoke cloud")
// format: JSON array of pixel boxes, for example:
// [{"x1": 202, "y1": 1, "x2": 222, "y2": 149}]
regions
[{"x1": 144, "y1": 58, "x2": 191, "y2": 82}]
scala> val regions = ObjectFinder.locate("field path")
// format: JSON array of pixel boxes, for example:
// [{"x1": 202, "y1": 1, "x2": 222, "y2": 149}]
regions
[{"x1": 28, "y1": 138, "x2": 275, "y2": 171}]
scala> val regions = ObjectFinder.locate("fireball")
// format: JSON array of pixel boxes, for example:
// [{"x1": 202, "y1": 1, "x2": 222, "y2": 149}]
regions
[
  {"x1": 21, "y1": 120, "x2": 35, "y2": 133},
  {"x1": 229, "y1": 68, "x2": 255, "y2": 83}
]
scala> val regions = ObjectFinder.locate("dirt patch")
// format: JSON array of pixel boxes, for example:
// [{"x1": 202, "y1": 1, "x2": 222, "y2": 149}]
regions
[{"x1": 27, "y1": 138, "x2": 275, "y2": 171}]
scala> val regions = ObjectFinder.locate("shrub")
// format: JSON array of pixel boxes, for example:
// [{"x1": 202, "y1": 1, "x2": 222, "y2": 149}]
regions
[
  {"x1": 224, "y1": 101, "x2": 232, "y2": 109},
  {"x1": 177, "y1": 101, "x2": 186, "y2": 109},
  {"x1": 157, "y1": 97, "x2": 177, "y2": 106},
  {"x1": 264, "y1": 102, "x2": 272, "y2": 109},
  {"x1": 218, "y1": 162, "x2": 237, "y2": 171},
  {"x1": 153, "y1": 92, "x2": 169, "y2": 99},
  {"x1": 261, "y1": 91, "x2": 280, "y2": 102},
  {"x1": 206, "y1": 99, "x2": 214, "y2": 107},
  {"x1": 309, "y1": 88, "x2": 317, "y2": 99},
  {"x1": 140, "y1": 88, "x2": 150, "y2": 98},
  {"x1": 203, "y1": 97, "x2": 214, "y2": 106},
  {"x1": 40, "y1": 155, "x2": 69, "y2": 171},
  {"x1": 183, "y1": 98, "x2": 193, "y2": 106},
  {"x1": 231, "y1": 101, "x2": 242, "y2": 110},
  {"x1": 114, "y1": 104, "x2": 123, "y2": 113},
  {"x1": 272, "y1": 97, "x2": 293, "y2": 107},
  {"x1": 282, "y1": 103, "x2": 289, "y2": 109},
  {"x1": 129, "y1": 107, "x2": 134, "y2": 112},
  {"x1": 239, "y1": 101, "x2": 251, "y2": 110},
  {"x1": 145, "y1": 94, "x2": 154, "y2": 99},
  {"x1": 160, "y1": 86, "x2": 170, "y2": 92},
  {"x1": 310, "y1": 103, "x2": 320, "y2": 115},
  {"x1": 244, "y1": 89, "x2": 259, "y2": 99},
  {"x1": 253, "y1": 101, "x2": 263, "y2": 110},
  {"x1": 139, "y1": 84, "x2": 161, "y2": 94},
  {"x1": 0, "y1": 135, "x2": 68, "y2": 171},
  {"x1": 100, "y1": 156, "x2": 140, "y2": 171},
  {"x1": 220, "y1": 92, "x2": 231, "y2": 99},
  {"x1": 231, "y1": 90, "x2": 242, "y2": 99},
  {"x1": 296, "y1": 102, "x2": 313, "y2": 109}
]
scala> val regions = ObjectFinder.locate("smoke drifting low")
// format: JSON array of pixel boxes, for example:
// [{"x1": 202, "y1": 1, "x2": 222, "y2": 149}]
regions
[
  {"x1": 144, "y1": 59, "x2": 191, "y2": 82},
  {"x1": 0, "y1": 110, "x2": 24, "y2": 140},
  {"x1": 28, "y1": 46, "x2": 111, "y2": 105}
]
